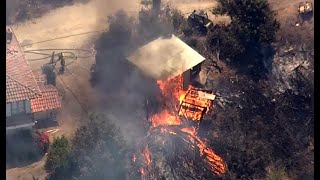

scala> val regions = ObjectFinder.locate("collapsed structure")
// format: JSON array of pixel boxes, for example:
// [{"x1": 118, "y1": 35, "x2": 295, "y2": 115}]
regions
[
  {"x1": 128, "y1": 34, "x2": 215, "y2": 125},
  {"x1": 128, "y1": 35, "x2": 226, "y2": 177},
  {"x1": 6, "y1": 26, "x2": 61, "y2": 133}
]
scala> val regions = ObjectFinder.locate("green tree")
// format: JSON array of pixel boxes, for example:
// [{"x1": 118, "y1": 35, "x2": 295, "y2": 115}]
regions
[
  {"x1": 45, "y1": 136, "x2": 71, "y2": 173},
  {"x1": 71, "y1": 113, "x2": 128, "y2": 180},
  {"x1": 47, "y1": 113, "x2": 130, "y2": 180},
  {"x1": 207, "y1": 25, "x2": 245, "y2": 59},
  {"x1": 210, "y1": 0, "x2": 279, "y2": 60},
  {"x1": 213, "y1": 0, "x2": 279, "y2": 46}
]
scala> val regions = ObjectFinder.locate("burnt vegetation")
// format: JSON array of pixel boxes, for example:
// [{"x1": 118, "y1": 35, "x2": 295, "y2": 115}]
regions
[{"x1": 45, "y1": 0, "x2": 313, "y2": 180}]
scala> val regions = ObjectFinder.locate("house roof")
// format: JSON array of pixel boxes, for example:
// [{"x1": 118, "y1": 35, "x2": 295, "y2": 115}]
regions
[
  {"x1": 31, "y1": 85, "x2": 62, "y2": 113},
  {"x1": 6, "y1": 75, "x2": 41, "y2": 103},
  {"x1": 127, "y1": 34, "x2": 205, "y2": 81},
  {"x1": 6, "y1": 26, "x2": 41, "y2": 103},
  {"x1": 33, "y1": 72, "x2": 47, "y2": 85}
]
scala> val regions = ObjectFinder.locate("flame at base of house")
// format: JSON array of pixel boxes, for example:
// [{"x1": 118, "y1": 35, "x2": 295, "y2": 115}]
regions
[{"x1": 133, "y1": 74, "x2": 227, "y2": 178}]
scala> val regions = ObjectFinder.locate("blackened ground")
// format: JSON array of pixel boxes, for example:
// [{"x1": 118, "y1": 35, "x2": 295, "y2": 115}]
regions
[
  {"x1": 201, "y1": 73, "x2": 313, "y2": 179},
  {"x1": 92, "y1": 2, "x2": 314, "y2": 179},
  {"x1": 133, "y1": 126, "x2": 221, "y2": 179}
]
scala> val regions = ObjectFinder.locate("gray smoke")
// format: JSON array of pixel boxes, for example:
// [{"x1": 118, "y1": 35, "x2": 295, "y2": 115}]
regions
[
  {"x1": 93, "y1": 6, "x2": 178, "y2": 146},
  {"x1": 6, "y1": 0, "x2": 19, "y2": 24}
]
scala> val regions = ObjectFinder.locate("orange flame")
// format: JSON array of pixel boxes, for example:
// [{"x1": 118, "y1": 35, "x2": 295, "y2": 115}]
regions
[
  {"x1": 140, "y1": 167, "x2": 146, "y2": 178},
  {"x1": 132, "y1": 154, "x2": 137, "y2": 163},
  {"x1": 139, "y1": 74, "x2": 226, "y2": 177},
  {"x1": 181, "y1": 127, "x2": 226, "y2": 175},
  {"x1": 149, "y1": 109, "x2": 182, "y2": 128},
  {"x1": 179, "y1": 88, "x2": 213, "y2": 121},
  {"x1": 156, "y1": 75, "x2": 184, "y2": 103},
  {"x1": 143, "y1": 145, "x2": 152, "y2": 166},
  {"x1": 156, "y1": 74, "x2": 213, "y2": 123}
]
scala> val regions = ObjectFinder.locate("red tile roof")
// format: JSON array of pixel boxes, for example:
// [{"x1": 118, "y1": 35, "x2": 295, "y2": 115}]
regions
[
  {"x1": 31, "y1": 85, "x2": 62, "y2": 113},
  {"x1": 33, "y1": 72, "x2": 47, "y2": 85},
  {"x1": 6, "y1": 75, "x2": 40, "y2": 102},
  {"x1": 6, "y1": 26, "x2": 41, "y2": 103}
]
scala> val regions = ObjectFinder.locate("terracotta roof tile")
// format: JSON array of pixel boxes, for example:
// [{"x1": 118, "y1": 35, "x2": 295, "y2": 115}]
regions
[
  {"x1": 6, "y1": 26, "x2": 41, "y2": 103},
  {"x1": 33, "y1": 72, "x2": 47, "y2": 85},
  {"x1": 6, "y1": 75, "x2": 40, "y2": 102},
  {"x1": 31, "y1": 85, "x2": 62, "y2": 113}
]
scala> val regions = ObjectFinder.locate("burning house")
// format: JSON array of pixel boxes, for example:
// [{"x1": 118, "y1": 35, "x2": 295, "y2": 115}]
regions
[
  {"x1": 128, "y1": 35, "x2": 226, "y2": 178},
  {"x1": 128, "y1": 35, "x2": 204, "y2": 87},
  {"x1": 6, "y1": 26, "x2": 62, "y2": 133},
  {"x1": 128, "y1": 34, "x2": 215, "y2": 126}
]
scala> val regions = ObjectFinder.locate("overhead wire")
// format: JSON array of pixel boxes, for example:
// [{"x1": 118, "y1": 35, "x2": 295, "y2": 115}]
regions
[
  {"x1": 21, "y1": 30, "x2": 106, "y2": 47},
  {"x1": 37, "y1": 53, "x2": 91, "y2": 115},
  {"x1": 21, "y1": 3, "x2": 290, "y2": 122},
  {"x1": 31, "y1": 52, "x2": 92, "y2": 115},
  {"x1": 53, "y1": 66, "x2": 89, "y2": 114}
]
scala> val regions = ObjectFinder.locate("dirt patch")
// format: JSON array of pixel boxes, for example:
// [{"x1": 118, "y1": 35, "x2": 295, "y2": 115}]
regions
[
  {"x1": 7, "y1": 158, "x2": 48, "y2": 180},
  {"x1": 269, "y1": 0, "x2": 314, "y2": 48}
]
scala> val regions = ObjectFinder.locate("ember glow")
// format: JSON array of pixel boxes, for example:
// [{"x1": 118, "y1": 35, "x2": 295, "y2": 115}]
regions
[
  {"x1": 149, "y1": 109, "x2": 181, "y2": 128},
  {"x1": 156, "y1": 75, "x2": 184, "y2": 104},
  {"x1": 179, "y1": 88, "x2": 213, "y2": 121},
  {"x1": 136, "y1": 74, "x2": 226, "y2": 178},
  {"x1": 132, "y1": 154, "x2": 137, "y2": 162},
  {"x1": 140, "y1": 167, "x2": 146, "y2": 177},
  {"x1": 181, "y1": 127, "x2": 226, "y2": 175},
  {"x1": 143, "y1": 145, "x2": 152, "y2": 166},
  {"x1": 140, "y1": 145, "x2": 151, "y2": 180}
]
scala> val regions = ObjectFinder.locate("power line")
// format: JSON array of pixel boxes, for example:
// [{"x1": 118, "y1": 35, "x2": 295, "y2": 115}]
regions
[
  {"x1": 28, "y1": 50, "x2": 93, "y2": 114},
  {"x1": 21, "y1": 30, "x2": 106, "y2": 47},
  {"x1": 53, "y1": 66, "x2": 89, "y2": 114}
]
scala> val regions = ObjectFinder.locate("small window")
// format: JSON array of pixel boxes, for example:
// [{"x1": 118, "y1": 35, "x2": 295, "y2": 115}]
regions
[{"x1": 11, "y1": 102, "x2": 18, "y2": 115}]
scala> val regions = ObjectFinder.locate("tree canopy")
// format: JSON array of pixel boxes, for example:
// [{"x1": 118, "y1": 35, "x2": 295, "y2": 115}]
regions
[
  {"x1": 46, "y1": 113, "x2": 130, "y2": 180},
  {"x1": 209, "y1": 0, "x2": 279, "y2": 61},
  {"x1": 45, "y1": 136, "x2": 71, "y2": 173}
]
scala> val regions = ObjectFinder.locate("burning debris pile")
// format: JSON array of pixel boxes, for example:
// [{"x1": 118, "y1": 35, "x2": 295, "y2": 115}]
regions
[{"x1": 132, "y1": 75, "x2": 227, "y2": 179}]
